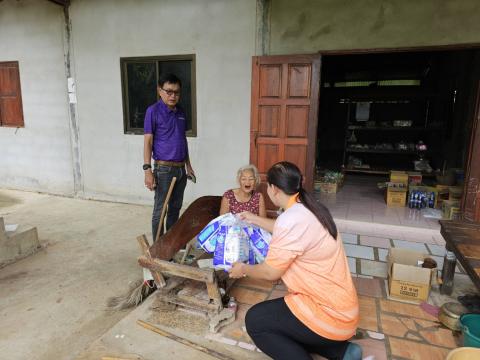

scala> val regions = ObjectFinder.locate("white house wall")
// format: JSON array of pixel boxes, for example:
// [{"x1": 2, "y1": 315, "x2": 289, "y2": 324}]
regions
[
  {"x1": 0, "y1": 0, "x2": 74, "y2": 194},
  {"x1": 69, "y1": 0, "x2": 256, "y2": 205}
]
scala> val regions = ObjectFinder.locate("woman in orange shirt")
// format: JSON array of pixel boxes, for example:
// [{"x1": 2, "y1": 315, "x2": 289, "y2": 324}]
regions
[{"x1": 229, "y1": 162, "x2": 361, "y2": 360}]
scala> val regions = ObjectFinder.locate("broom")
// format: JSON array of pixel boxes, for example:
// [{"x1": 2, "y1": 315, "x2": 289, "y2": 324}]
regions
[{"x1": 107, "y1": 177, "x2": 177, "y2": 310}]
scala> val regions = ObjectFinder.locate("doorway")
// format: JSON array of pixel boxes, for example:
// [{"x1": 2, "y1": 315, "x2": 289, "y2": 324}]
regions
[{"x1": 315, "y1": 49, "x2": 480, "y2": 228}]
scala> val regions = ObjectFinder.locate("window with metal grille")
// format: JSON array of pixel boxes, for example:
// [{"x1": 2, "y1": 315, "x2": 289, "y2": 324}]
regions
[{"x1": 120, "y1": 55, "x2": 196, "y2": 136}]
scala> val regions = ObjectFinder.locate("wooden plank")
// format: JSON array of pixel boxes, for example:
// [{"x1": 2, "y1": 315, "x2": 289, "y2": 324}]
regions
[
  {"x1": 136, "y1": 235, "x2": 166, "y2": 288},
  {"x1": 136, "y1": 234, "x2": 151, "y2": 256},
  {"x1": 156, "y1": 292, "x2": 220, "y2": 313},
  {"x1": 458, "y1": 244, "x2": 480, "y2": 259},
  {"x1": 138, "y1": 256, "x2": 215, "y2": 283},
  {"x1": 148, "y1": 196, "x2": 222, "y2": 260},
  {"x1": 137, "y1": 320, "x2": 234, "y2": 360},
  {"x1": 440, "y1": 220, "x2": 480, "y2": 291},
  {"x1": 463, "y1": 74, "x2": 480, "y2": 222},
  {"x1": 206, "y1": 276, "x2": 223, "y2": 307},
  {"x1": 156, "y1": 276, "x2": 185, "y2": 294}
]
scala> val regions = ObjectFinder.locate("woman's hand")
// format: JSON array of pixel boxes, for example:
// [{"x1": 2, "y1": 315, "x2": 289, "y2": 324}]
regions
[
  {"x1": 239, "y1": 211, "x2": 275, "y2": 233},
  {"x1": 238, "y1": 211, "x2": 258, "y2": 224},
  {"x1": 228, "y1": 262, "x2": 246, "y2": 279}
]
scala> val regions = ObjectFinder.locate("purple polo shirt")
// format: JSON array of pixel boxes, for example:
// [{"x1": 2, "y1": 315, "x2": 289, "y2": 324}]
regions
[{"x1": 144, "y1": 99, "x2": 188, "y2": 162}]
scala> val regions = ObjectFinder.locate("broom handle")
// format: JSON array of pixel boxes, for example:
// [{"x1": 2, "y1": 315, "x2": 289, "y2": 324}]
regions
[{"x1": 154, "y1": 176, "x2": 177, "y2": 243}]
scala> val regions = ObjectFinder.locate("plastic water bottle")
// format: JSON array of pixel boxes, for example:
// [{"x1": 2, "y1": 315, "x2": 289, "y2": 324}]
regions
[
  {"x1": 409, "y1": 192, "x2": 415, "y2": 208},
  {"x1": 227, "y1": 296, "x2": 238, "y2": 314},
  {"x1": 429, "y1": 193, "x2": 435, "y2": 208}
]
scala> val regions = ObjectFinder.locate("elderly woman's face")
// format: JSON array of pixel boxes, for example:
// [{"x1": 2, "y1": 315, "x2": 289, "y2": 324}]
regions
[{"x1": 239, "y1": 170, "x2": 255, "y2": 193}]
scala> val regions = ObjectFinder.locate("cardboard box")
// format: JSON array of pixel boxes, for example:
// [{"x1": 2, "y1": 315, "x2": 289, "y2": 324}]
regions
[
  {"x1": 435, "y1": 184, "x2": 450, "y2": 206},
  {"x1": 315, "y1": 181, "x2": 342, "y2": 194},
  {"x1": 386, "y1": 182, "x2": 407, "y2": 207},
  {"x1": 387, "y1": 248, "x2": 436, "y2": 304},
  {"x1": 407, "y1": 171, "x2": 422, "y2": 185},
  {"x1": 449, "y1": 186, "x2": 463, "y2": 200},
  {"x1": 442, "y1": 199, "x2": 461, "y2": 219},
  {"x1": 390, "y1": 171, "x2": 408, "y2": 184}
]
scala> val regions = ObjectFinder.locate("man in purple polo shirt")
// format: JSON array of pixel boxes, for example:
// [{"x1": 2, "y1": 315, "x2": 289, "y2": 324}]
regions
[{"x1": 143, "y1": 73, "x2": 194, "y2": 240}]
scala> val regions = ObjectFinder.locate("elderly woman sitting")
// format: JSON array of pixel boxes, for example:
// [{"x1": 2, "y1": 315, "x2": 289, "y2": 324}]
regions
[{"x1": 219, "y1": 164, "x2": 266, "y2": 217}]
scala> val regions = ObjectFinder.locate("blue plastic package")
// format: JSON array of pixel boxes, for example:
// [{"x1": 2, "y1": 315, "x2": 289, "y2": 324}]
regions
[
  {"x1": 197, "y1": 213, "x2": 235, "y2": 253},
  {"x1": 213, "y1": 226, "x2": 250, "y2": 270}
]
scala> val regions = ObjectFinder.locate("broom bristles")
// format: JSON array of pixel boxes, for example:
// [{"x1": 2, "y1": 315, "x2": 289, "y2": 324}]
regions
[{"x1": 106, "y1": 278, "x2": 156, "y2": 311}]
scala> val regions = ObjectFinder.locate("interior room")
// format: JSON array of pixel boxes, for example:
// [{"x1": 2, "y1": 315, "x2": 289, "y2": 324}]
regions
[{"x1": 315, "y1": 49, "x2": 480, "y2": 228}]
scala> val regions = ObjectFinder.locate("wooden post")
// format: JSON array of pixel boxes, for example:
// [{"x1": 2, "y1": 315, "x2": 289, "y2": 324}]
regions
[
  {"x1": 154, "y1": 177, "x2": 177, "y2": 243},
  {"x1": 137, "y1": 235, "x2": 166, "y2": 288}
]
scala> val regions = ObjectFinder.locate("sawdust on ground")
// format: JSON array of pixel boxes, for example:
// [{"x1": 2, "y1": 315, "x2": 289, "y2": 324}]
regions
[{"x1": 147, "y1": 297, "x2": 209, "y2": 335}]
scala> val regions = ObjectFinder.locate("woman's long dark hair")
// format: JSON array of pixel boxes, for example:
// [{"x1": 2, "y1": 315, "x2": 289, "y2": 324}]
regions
[{"x1": 267, "y1": 161, "x2": 338, "y2": 239}]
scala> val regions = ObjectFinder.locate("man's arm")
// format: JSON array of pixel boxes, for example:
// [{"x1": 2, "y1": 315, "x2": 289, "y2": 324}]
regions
[
  {"x1": 185, "y1": 138, "x2": 195, "y2": 177},
  {"x1": 144, "y1": 134, "x2": 155, "y2": 191}
]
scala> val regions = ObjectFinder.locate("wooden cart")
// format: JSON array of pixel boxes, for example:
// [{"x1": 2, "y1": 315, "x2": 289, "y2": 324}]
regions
[{"x1": 137, "y1": 196, "x2": 237, "y2": 332}]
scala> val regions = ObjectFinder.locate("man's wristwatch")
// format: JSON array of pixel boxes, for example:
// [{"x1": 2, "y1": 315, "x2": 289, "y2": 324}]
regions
[{"x1": 143, "y1": 164, "x2": 152, "y2": 171}]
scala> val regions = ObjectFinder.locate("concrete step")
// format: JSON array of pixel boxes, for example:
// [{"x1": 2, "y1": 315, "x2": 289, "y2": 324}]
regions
[{"x1": 0, "y1": 217, "x2": 40, "y2": 267}]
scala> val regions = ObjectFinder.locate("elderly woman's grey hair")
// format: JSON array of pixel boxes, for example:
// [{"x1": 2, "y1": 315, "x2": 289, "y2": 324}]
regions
[{"x1": 236, "y1": 164, "x2": 260, "y2": 187}]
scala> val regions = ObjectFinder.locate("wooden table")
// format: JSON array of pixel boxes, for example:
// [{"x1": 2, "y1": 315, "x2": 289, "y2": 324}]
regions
[{"x1": 440, "y1": 220, "x2": 480, "y2": 295}]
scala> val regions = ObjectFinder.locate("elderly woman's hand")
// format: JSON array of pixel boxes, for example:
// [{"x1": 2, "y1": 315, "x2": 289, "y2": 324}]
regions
[{"x1": 228, "y1": 262, "x2": 247, "y2": 279}]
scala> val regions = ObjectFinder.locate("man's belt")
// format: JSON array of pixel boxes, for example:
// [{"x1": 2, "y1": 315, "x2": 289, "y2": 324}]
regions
[{"x1": 155, "y1": 160, "x2": 186, "y2": 167}]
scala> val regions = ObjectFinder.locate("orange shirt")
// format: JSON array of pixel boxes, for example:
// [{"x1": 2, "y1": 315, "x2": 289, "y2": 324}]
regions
[{"x1": 265, "y1": 203, "x2": 359, "y2": 341}]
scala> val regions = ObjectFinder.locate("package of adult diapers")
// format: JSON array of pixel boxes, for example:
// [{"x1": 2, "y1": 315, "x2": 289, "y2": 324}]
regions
[
  {"x1": 197, "y1": 213, "x2": 236, "y2": 252},
  {"x1": 245, "y1": 227, "x2": 272, "y2": 263},
  {"x1": 213, "y1": 225, "x2": 250, "y2": 270},
  {"x1": 196, "y1": 212, "x2": 272, "y2": 268}
]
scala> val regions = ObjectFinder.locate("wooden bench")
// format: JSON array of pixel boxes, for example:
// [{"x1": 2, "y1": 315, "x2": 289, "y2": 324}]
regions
[{"x1": 440, "y1": 220, "x2": 480, "y2": 295}]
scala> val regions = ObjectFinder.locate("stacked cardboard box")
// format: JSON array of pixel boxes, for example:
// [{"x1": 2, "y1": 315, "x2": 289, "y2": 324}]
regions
[
  {"x1": 386, "y1": 171, "x2": 408, "y2": 207},
  {"x1": 436, "y1": 184, "x2": 450, "y2": 209},
  {"x1": 407, "y1": 171, "x2": 422, "y2": 185},
  {"x1": 442, "y1": 199, "x2": 461, "y2": 220}
]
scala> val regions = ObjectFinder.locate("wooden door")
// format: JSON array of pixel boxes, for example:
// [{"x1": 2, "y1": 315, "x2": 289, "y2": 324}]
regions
[
  {"x1": 0, "y1": 61, "x2": 24, "y2": 127},
  {"x1": 250, "y1": 55, "x2": 321, "y2": 197},
  {"x1": 463, "y1": 81, "x2": 480, "y2": 222}
]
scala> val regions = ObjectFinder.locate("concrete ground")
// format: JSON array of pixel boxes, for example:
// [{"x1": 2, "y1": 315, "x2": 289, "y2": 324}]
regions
[
  {"x1": 1, "y1": 188, "x2": 476, "y2": 360},
  {"x1": 0, "y1": 189, "x2": 154, "y2": 360},
  {"x1": 76, "y1": 293, "x2": 266, "y2": 360}
]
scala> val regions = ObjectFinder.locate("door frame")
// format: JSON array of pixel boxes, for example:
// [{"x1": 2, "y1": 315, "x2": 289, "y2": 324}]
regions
[
  {"x1": 250, "y1": 54, "x2": 321, "y2": 192},
  {"x1": 313, "y1": 43, "x2": 480, "y2": 217},
  {"x1": 463, "y1": 80, "x2": 480, "y2": 222}
]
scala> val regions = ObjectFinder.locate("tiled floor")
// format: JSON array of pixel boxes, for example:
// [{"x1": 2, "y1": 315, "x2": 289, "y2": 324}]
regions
[
  {"x1": 153, "y1": 196, "x2": 477, "y2": 359},
  {"x1": 200, "y1": 226, "x2": 477, "y2": 359},
  {"x1": 316, "y1": 174, "x2": 442, "y2": 231}
]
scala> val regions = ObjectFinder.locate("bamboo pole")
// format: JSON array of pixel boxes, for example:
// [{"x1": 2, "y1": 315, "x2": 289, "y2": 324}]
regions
[{"x1": 154, "y1": 177, "x2": 177, "y2": 243}]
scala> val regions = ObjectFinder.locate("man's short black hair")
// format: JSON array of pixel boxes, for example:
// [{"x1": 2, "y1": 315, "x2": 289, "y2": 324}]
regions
[{"x1": 158, "y1": 73, "x2": 181, "y2": 88}]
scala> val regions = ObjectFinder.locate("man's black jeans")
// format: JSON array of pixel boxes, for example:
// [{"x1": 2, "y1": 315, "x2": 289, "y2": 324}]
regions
[
  {"x1": 151, "y1": 164, "x2": 187, "y2": 240},
  {"x1": 246, "y1": 297, "x2": 353, "y2": 360}
]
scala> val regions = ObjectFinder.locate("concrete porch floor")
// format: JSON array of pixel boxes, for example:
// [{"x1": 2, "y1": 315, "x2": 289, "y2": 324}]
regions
[{"x1": 1, "y1": 188, "x2": 478, "y2": 360}]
